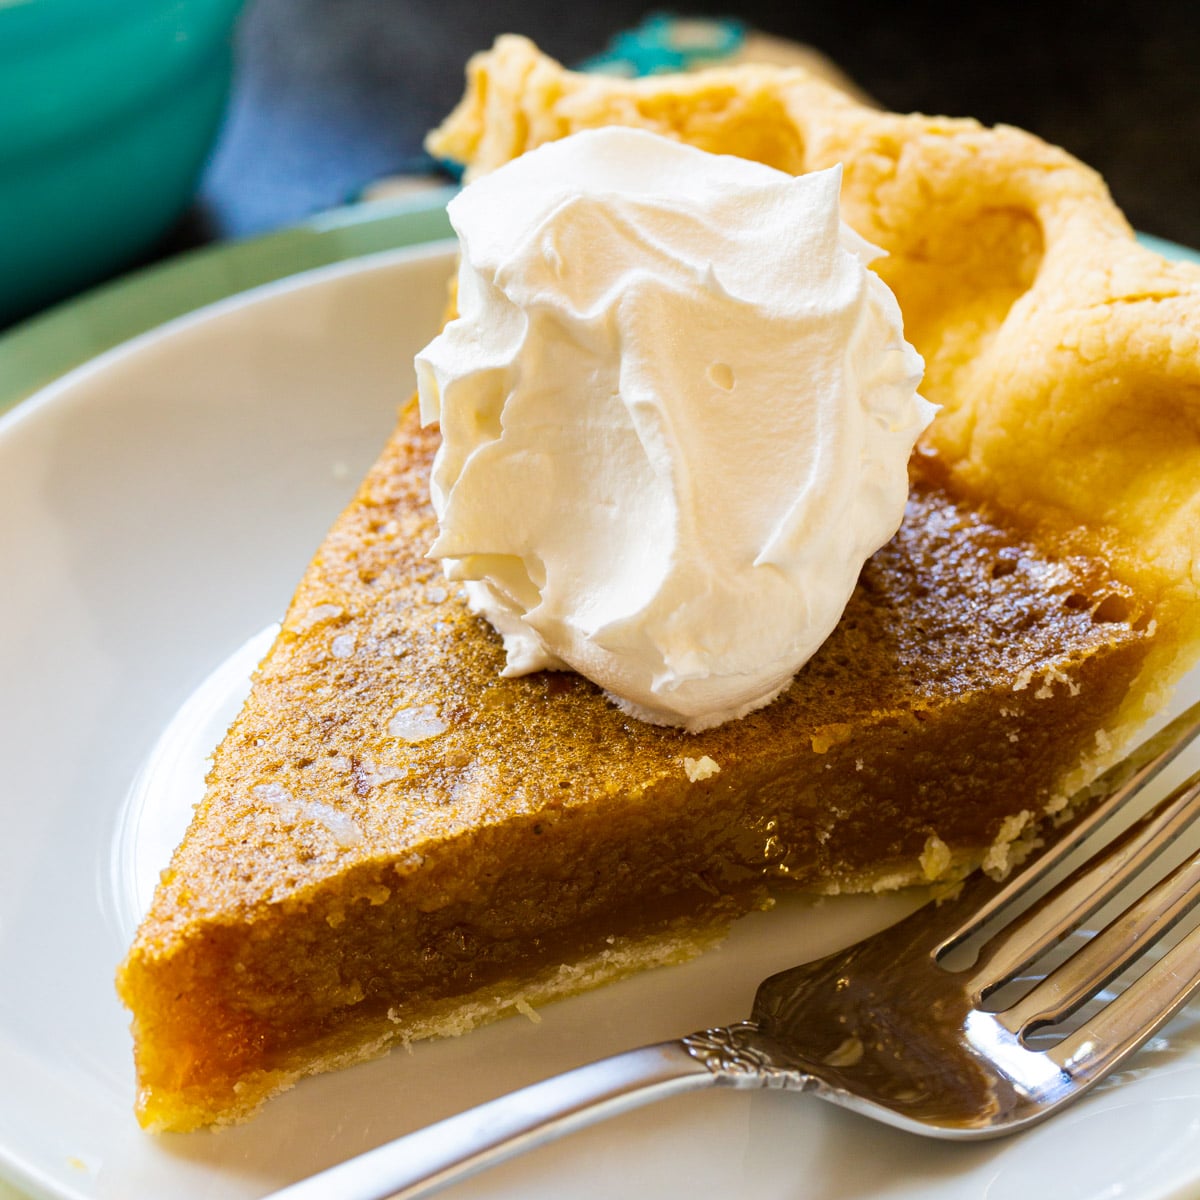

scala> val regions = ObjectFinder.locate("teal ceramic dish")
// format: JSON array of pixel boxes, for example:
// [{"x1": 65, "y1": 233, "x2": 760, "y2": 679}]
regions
[{"x1": 0, "y1": 0, "x2": 244, "y2": 321}]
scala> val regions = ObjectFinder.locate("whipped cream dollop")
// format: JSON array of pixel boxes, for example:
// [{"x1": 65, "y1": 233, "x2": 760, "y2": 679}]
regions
[{"x1": 415, "y1": 127, "x2": 934, "y2": 732}]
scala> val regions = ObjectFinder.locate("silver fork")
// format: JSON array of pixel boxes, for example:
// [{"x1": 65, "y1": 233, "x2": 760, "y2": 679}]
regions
[{"x1": 270, "y1": 698, "x2": 1200, "y2": 1200}]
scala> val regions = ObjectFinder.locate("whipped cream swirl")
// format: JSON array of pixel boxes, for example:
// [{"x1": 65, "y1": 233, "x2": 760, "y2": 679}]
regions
[{"x1": 416, "y1": 128, "x2": 934, "y2": 732}]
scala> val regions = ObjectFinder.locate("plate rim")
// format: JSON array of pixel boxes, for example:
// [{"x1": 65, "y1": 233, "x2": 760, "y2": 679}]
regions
[{"x1": 0, "y1": 186, "x2": 457, "y2": 420}]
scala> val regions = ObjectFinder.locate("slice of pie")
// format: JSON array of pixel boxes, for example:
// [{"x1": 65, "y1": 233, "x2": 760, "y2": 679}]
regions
[{"x1": 116, "y1": 36, "x2": 1200, "y2": 1132}]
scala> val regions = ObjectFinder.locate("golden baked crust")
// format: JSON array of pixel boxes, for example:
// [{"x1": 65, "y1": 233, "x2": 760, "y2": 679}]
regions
[{"x1": 117, "y1": 39, "x2": 1200, "y2": 1132}]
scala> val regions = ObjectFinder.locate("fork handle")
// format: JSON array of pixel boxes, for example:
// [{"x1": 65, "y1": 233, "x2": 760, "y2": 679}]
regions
[{"x1": 266, "y1": 1039, "x2": 720, "y2": 1200}]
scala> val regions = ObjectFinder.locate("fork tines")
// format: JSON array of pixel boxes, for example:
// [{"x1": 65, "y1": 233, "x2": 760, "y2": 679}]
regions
[{"x1": 943, "y1": 697, "x2": 1200, "y2": 1077}]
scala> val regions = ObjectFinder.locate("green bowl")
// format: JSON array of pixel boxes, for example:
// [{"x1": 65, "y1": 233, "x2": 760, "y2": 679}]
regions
[{"x1": 0, "y1": 0, "x2": 244, "y2": 322}]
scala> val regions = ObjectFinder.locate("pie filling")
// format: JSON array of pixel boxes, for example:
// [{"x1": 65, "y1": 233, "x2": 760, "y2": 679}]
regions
[{"x1": 118, "y1": 411, "x2": 1155, "y2": 1130}]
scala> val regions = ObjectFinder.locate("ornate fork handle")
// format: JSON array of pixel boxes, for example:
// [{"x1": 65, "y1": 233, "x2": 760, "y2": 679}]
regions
[
  {"x1": 682, "y1": 1020, "x2": 815, "y2": 1090},
  {"x1": 268, "y1": 1024, "x2": 813, "y2": 1200}
]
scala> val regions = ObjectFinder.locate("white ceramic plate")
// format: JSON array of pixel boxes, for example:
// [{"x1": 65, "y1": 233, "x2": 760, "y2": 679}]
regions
[{"x1": 3, "y1": 244, "x2": 1200, "y2": 1200}]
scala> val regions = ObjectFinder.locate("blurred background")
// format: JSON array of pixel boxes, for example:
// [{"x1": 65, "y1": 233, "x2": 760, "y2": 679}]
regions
[
  {"x1": 198, "y1": 0, "x2": 1200, "y2": 241},
  {"x1": 6, "y1": 0, "x2": 1199, "y2": 326}
]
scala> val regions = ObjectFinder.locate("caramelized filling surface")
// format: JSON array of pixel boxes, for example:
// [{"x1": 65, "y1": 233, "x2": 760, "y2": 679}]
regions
[{"x1": 119, "y1": 410, "x2": 1153, "y2": 1128}]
